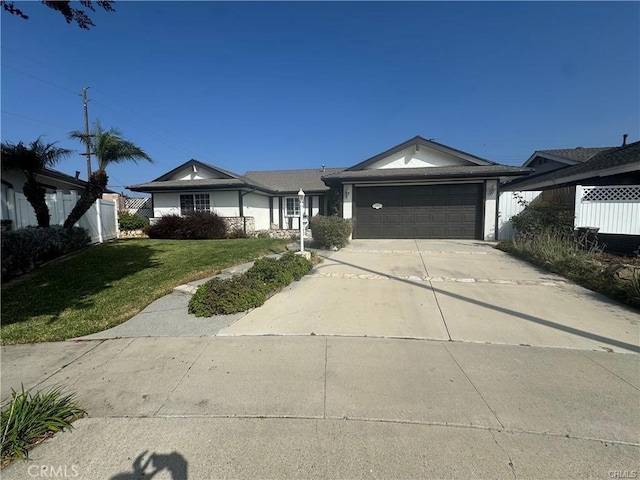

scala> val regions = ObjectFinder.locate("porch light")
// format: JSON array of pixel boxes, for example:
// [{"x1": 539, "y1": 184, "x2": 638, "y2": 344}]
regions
[{"x1": 298, "y1": 188, "x2": 305, "y2": 252}]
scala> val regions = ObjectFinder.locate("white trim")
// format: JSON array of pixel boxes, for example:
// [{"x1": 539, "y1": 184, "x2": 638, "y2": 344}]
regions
[{"x1": 512, "y1": 163, "x2": 639, "y2": 191}]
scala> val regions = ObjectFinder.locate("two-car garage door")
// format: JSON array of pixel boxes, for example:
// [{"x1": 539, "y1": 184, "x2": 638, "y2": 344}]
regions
[{"x1": 354, "y1": 184, "x2": 483, "y2": 239}]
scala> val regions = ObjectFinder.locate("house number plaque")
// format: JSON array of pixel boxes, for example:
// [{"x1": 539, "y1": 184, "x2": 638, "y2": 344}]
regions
[{"x1": 372, "y1": 203, "x2": 383, "y2": 209}]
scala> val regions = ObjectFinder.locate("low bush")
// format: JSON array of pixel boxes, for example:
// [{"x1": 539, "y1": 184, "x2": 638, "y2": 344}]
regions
[
  {"x1": 188, "y1": 252, "x2": 314, "y2": 317},
  {"x1": 246, "y1": 257, "x2": 294, "y2": 290},
  {"x1": 188, "y1": 275, "x2": 267, "y2": 316},
  {"x1": 146, "y1": 214, "x2": 185, "y2": 239},
  {"x1": 181, "y1": 211, "x2": 228, "y2": 239},
  {"x1": 511, "y1": 201, "x2": 574, "y2": 237},
  {"x1": 1, "y1": 226, "x2": 90, "y2": 281},
  {"x1": 1, "y1": 385, "x2": 86, "y2": 464},
  {"x1": 146, "y1": 212, "x2": 228, "y2": 240},
  {"x1": 310, "y1": 215, "x2": 352, "y2": 249},
  {"x1": 278, "y1": 251, "x2": 314, "y2": 280},
  {"x1": 118, "y1": 211, "x2": 148, "y2": 231}
]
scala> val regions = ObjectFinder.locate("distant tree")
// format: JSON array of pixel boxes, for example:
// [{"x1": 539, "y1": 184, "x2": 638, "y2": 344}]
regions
[
  {"x1": 1, "y1": 0, "x2": 115, "y2": 29},
  {"x1": 64, "y1": 120, "x2": 152, "y2": 228},
  {"x1": 1, "y1": 138, "x2": 73, "y2": 227}
]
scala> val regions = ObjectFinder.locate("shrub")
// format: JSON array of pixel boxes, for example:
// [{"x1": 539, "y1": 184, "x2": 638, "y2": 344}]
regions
[
  {"x1": 146, "y1": 214, "x2": 185, "y2": 239},
  {"x1": 181, "y1": 211, "x2": 227, "y2": 240},
  {"x1": 1, "y1": 385, "x2": 86, "y2": 464},
  {"x1": 1, "y1": 226, "x2": 91, "y2": 281},
  {"x1": 188, "y1": 275, "x2": 267, "y2": 316},
  {"x1": 511, "y1": 201, "x2": 574, "y2": 237},
  {"x1": 189, "y1": 252, "x2": 314, "y2": 317},
  {"x1": 118, "y1": 211, "x2": 148, "y2": 231},
  {"x1": 310, "y1": 215, "x2": 352, "y2": 249},
  {"x1": 278, "y1": 251, "x2": 313, "y2": 280},
  {"x1": 146, "y1": 212, "x2": 228, "y2": 240},
  {"x1": 246, "y1": 256, "x2": 294, "y2": 290}
]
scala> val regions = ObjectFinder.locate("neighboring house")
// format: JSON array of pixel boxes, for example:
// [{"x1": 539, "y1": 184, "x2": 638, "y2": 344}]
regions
[
  {"x1": 129, "y1": 136, "x2": 530, "y2": 240},
  {"x1": 505, "y1": 140, "x2": 639, "y2": 194},
  {"x1": 502, "y1": 140, "x2": 640, "y2": 254},
  {"x1": 1, "y1": 167, "x2": 89, "y2": 228}
]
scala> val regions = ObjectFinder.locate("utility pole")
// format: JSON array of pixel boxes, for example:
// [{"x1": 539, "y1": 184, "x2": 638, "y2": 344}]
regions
[{"x1": 80, "y1": 87, "x2": 92, "y2": 179}]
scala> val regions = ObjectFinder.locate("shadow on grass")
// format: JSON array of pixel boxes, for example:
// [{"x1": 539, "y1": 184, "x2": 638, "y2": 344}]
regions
[{"x1": 1, "y1": 242, "x2": 159, "y2": 327}]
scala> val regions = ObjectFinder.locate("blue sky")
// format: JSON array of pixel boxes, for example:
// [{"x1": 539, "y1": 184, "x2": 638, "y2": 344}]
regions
[{"x1": 2, "y1": 1, "x2": 638, "y2": 196}]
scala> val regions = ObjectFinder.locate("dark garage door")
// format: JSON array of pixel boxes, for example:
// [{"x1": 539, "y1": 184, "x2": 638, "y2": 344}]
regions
[{"x1": 354, "y1": 184, "x2": 483, "y2": 239}]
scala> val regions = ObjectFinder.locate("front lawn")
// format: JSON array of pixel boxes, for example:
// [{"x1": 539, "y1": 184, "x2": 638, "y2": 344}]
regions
[{"x1": 1, "y1": 238, "x2": 287, "y2": 344}]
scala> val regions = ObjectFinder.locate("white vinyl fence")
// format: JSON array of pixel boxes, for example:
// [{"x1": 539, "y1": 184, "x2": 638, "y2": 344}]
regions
[
  {"x1": 575, "y1": 185, "x2": 640, "y2": 234},
  {"x1": 8, "y1": 191, "x2": 118, "y2": 243},
  {"x1": 497, "y1": 190, "x2": 542, "y2": 240}
]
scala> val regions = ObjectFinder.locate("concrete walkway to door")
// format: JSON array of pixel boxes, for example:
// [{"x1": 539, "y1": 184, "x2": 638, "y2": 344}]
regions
[{"x1": 220, "y1": 240, "x2": 639, "y2": 354}]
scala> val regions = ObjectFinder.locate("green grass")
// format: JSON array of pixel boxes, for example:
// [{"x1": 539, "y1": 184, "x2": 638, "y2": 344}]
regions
[
  {"x1": 1, "y1": 238, "x2": 288, "y2": 344},
  {"x1": 1, "y1": 385, "x2": 85, "y2": 465}
]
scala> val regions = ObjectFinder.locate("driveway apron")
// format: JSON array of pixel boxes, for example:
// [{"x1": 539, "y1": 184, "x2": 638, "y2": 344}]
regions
[{"x1": 220, "y1": 239, "x2": 639, "y2": 354}]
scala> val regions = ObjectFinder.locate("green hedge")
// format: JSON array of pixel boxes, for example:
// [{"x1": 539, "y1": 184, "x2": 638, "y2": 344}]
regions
[
  {"x1": 118, "y1": 211, "x2": 148, "y2": 231},
  {"x1": 309, "y1": 215, "x2": 352, "y2": 249},
  {"x1": 1, "y1": 226, "x2": 91, "y2": 281},
  {"x1": 188, "y1": 252, "x2": 314, "y2": 317}
]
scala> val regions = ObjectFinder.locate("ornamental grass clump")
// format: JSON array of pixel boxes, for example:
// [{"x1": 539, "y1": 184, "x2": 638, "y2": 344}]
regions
[{"x1": 1, "y1": 385, "x2": 86, "y2": 465}]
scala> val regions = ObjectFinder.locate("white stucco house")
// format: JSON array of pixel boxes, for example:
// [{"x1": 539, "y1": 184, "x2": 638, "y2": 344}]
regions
[{"x1": 127, "y1": 136, "x2": 530, "y2": 240}]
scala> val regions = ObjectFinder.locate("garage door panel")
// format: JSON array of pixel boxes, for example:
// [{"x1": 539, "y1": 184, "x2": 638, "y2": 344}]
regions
[{"x1": 355, "y1": 184, "x2": 482, "y2": 239}]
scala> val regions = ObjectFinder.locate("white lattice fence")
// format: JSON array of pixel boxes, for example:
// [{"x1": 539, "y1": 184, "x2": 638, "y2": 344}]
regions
[
  {"x1": 124, "y1": 197, "x2": 152, "y2": 219},
  {"x1": 575, "y1": 185, "x2": 640, "y2": 234}
]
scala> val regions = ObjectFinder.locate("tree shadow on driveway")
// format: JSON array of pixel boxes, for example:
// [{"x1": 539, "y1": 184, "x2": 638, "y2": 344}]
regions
[{"x1": 320, "y1": 254, "x2": 640, "y2": 353}]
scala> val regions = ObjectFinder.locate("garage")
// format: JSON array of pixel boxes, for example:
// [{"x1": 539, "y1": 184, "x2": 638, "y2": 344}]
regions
[{"x1": 354, "y1": 184, "x2": 483, "y2": 239}]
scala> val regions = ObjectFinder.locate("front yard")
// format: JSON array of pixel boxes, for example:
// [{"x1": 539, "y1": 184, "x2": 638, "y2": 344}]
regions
[{"x1": 1, "y1": 238, "x2": 288, "y2": 345}]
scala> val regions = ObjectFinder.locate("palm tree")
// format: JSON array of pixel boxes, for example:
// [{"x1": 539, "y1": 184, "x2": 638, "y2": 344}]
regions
[
  {"x1": 1, "y1": 138, "x2": 73, "y2": 227},
  {"x1": 64, "y1": 120, "x2": 153, "y2": 228}
]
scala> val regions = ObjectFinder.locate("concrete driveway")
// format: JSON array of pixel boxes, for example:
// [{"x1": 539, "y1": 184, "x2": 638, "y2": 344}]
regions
[
  {"x1": 2, "y1": 240, "x2": 638, "y2": 479},
  {"x1": 221, "y1": 240, "x2": 639, "y2": 354}
]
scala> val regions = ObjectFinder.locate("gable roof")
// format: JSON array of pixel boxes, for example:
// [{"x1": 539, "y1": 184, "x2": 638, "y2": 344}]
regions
[
  {"x1": 346, "y1": 135, "x2": 496, "y2": 171},
  {"x1": 152, "y1": 159, "x2": 240, "y2": 182},
  {"x1": 504, "y1": 141, "x2": 640, "y2": 191},
  {"x1": 127, "y1": 160, "x2": 343, "y2": 194},
  {"x1": 244, "y1": 168, "x2": 345, "y2": 193},
  {"x1": 522, "y1": 147, "x2": 613, "y2": 168}
]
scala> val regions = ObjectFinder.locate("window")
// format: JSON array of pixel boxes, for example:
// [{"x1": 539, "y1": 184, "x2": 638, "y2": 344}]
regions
[
  {"x1": 180, "y1": 194, "x2": 210, "y2": 216},
  {"x1": 285, "y1": 197, "x2": 300, "y2": 217}
]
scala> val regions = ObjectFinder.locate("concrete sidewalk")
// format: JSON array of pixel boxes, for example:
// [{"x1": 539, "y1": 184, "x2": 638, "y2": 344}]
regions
[{"x1": 1, "y1": 336, "x2": 638, "y2": 478}]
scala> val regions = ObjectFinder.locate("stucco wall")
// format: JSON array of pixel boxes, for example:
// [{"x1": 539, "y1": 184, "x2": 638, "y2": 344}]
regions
[
  {"x1": 243, "y1": 192, "x2": 271, "y2": 230},
  {"x1": 367, "y1": 145, "x2": 475, "y2": 169},
  {"x1": 152, "y1": 191, "x2": 240, "y2": 217}
]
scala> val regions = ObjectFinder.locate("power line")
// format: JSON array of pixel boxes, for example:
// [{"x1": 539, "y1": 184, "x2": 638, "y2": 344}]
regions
[
  {"x1": 4, "y1": 65, "x2": 79, "y2": 96},
  {"x1": 1, "y1": 110, "x2": 71, "y2": 131}
]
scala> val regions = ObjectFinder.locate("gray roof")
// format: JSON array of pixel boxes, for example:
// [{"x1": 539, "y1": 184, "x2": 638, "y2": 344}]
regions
[
  {"x1": 322, "y1": 165, "x2": 531, "y2": 182},
  {"x1": 128, "y1": 178, "x2": 248, "y2": 192},
  {"x1": 535, "y1": 147, "x2": 613, "y2": 163},
  {"x1": 244, "y1": 168, "x2": 345, "y2": 193},
  {"x1": 504, "y1": 141, "x2": 640, "y2": 190}
]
